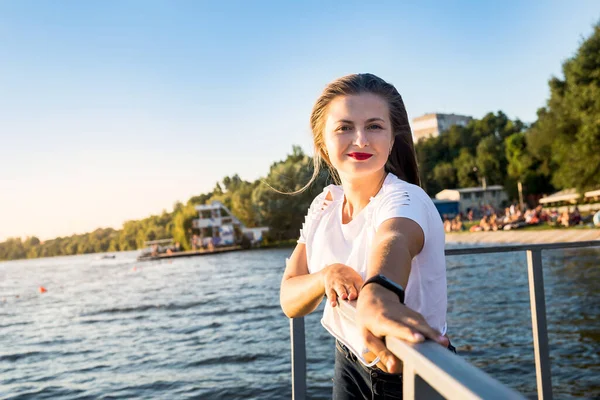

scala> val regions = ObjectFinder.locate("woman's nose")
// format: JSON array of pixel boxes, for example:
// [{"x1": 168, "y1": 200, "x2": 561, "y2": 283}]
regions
[{"x1": 353, "y1": 129, "x2": 369, "y2": 147}]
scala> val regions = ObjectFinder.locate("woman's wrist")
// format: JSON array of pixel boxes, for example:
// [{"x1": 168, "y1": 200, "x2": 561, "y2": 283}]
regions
[
  {"x1": 361, "y1": 281, "x2": 399, "y2": 303},
  {"x1": 316, "y1": 265, "x2": 330, "y2": 294},
  {"x1": 357, "y1": 283, "x2": 398, "y2": 318}
]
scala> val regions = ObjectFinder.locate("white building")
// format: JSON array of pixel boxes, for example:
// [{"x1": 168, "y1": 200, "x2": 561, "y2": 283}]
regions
[
  {"x1": 192, "y1": 201, "x2": 269, "y2": 247},
  {"x1": 412, "y1": 113, "x2": 472, "y2": 142},
  {"x1": 435, "y1": 185, "x2": 507, "y2": 214}
]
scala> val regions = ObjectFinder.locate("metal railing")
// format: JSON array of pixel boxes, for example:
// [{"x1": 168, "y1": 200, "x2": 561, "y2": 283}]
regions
[{"x1": 289, "y1": 240, "x2": 600, "y2": 400}]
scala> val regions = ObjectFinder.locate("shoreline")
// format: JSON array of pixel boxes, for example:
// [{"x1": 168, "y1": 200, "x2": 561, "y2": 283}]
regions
[{"x1": 445, "y1": 228, "x2": 600, "y2": 245}]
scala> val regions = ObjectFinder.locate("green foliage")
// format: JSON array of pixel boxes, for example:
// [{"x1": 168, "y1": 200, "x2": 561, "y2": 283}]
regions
[
  {"x1": 416, "y1": 111, "x2": 526, "y2": 194},
  {"x1": 251, "y1": 146, "x2": 330, "y2": 241},
  {"x1": 453, "y1": 149, "x2": 478, "y2": 188},
  {"x1": 475, "y1": 136, "x2": 504, "y2": 185},
  {"x1": 432, "y1": 162, "x2": 456, "y2": 190},
  {"x1": 527, "y1": 23, "x2": 600, "y2": 191},
  {"x1": 171, "y1": 203, "x2": 198, "y2": 250}
]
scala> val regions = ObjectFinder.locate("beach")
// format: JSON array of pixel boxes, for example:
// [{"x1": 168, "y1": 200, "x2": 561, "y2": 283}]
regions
[{"x1": 445, "y1": 228, "x2": 600, "y2": 244}]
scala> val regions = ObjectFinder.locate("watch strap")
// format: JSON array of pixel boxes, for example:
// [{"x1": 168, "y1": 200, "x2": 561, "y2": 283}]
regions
[{"x1": 362, "y1": 274, "x2": 405, "y2": 304}]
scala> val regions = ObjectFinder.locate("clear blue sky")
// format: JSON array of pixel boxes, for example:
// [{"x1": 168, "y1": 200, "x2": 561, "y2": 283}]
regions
[{"x1": 1, "y1": 1, "x2": 599, "y2": 241}]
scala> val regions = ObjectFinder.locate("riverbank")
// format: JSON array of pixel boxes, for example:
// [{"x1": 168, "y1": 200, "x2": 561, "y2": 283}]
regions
[{"x1": 445, "y1": 228, "x2": 600, "y2": 244}]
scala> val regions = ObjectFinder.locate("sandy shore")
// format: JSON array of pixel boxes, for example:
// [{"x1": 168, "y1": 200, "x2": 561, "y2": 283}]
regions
[{"x1": 445, "y1": 228, "x2": 600, "y2": 244}]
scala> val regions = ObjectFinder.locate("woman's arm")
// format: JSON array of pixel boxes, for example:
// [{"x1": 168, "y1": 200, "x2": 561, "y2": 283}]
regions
[
  {"x1": 357, "y1": 217, "x2": 448, "y2": 373},
  {"x1": 280, "y1": 243, "x2": 327, "y2": 318},
  {"x1": 365, "y1": 217, "x2": 424, "y2": 287},
  {"x1": 280, "y1": 243, "x2": 364, "y2": 319}
]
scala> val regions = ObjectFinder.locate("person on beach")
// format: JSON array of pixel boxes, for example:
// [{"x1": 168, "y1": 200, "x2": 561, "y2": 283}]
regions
[{"x1": 280, "y1": 74, "x2": 453, "y2": 399}]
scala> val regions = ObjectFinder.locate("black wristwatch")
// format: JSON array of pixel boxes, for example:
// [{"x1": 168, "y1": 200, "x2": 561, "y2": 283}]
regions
[{"x1": 362, "y1": 274, "x2": 405, "y2": 304}]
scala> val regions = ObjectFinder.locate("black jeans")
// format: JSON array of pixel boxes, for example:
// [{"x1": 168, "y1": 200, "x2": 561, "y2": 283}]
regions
[{"x1": 332, "y1": 340, "x2": 457, "y2": 400}]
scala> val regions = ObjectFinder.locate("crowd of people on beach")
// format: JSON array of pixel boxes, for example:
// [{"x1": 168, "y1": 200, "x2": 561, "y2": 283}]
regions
[{"x1": 443, "y1": 203, "x2": 599, "y2": 233}]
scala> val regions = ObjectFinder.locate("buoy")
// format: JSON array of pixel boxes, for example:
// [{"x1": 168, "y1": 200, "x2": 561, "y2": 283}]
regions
[{"x1": 38, "y1": 286, "x2": 47, "y2": 293}]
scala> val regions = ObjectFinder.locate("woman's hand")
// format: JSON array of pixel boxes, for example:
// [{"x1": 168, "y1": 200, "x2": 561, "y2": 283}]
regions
[
  {"x1": 357, "y1": 284, "x2": 449, "y2": 374},
  {"x1": 320, "y1": 263, "x2": 364, "y2": 307}
]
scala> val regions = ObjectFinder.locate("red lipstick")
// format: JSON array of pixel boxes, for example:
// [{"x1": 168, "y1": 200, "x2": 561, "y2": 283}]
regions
[{"x1": 347, "y1": 152, "x2": 373, "y2": 160}]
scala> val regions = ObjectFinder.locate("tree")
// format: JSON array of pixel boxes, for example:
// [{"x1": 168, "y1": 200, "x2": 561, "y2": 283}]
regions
[
  {"x1": 527, "y1": 23, "x2": 600, "y2": 191},
  {"x1": 432, "y1": 162, "x2": 457, "y2": 190},
  {"x1": 231, "y1": 181, "x2": 259, "y2": 227},
  {"x1": 505, "y1": 132, "x2": 555, "y2": 201},
  {"x1": 172, "y1": 204, "x2": 198, "y2": 250},
  {"x1": 475, "y1": 135, "x2": 505, "y2": 185},
  {"x1": 252, "y1": 147, "x2": 329, "y2": 241},
  {"x1": 453, "y1": 149, "x2": 478, "y2": 188}
]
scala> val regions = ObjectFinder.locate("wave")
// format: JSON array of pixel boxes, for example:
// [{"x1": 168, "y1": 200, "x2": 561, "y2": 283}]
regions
[
  {"x1": 0, "y1": 321, "x2": 32, "y2": 329},
  {"x1": 0, "y1": 349, "x2": 96, "y2": 363},
  {"x1": 171, "y1": 322, "x2": 222, "y2": 335},
  {"x1": 5, "y1": 385, "x2": 87, "y2": 400},
  {"x1": 81, "y1": 300, "x2": 213, "y2": 316},
  {"x1": 184, "y1": 353, "x2": 275, "y2": 367},
  {"x1": 0, "y1": 350, "x2": 45, "y2": 362}
]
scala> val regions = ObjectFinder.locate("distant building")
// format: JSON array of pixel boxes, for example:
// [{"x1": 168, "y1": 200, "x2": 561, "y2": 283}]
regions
[
  {"x1": 435, "y1": 186, "x2": 507, "y2": 214},
  {"x1": 412, "y1": 113, "x2": 472, "y2": 142},
  {"x1": 192, "y1": 201, "x2": 269, "y2": 247}
]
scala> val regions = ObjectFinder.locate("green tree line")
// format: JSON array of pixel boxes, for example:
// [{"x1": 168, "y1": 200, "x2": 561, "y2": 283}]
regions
[{"x1": 1, "y1": 23, "x2": 599, "y2": 261}]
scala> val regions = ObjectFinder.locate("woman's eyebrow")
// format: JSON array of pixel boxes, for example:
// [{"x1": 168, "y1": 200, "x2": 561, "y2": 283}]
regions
[
  {"x1": 365, "y1": 117, "x2": 385, "y2": 123},
  {"x1": 335, "y1": 117, "x2": 385, "y2": 124}
]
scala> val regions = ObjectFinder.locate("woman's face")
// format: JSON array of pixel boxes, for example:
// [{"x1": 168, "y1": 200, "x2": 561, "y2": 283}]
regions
[{"x1": 323, "y1": 93, "x2": 394, "y2": 180}]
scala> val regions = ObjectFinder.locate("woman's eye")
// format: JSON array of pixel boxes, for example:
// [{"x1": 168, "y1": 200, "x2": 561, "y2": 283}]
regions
[
  {"x1": 368, "y1": 124, "x2": 383, "y2": 130},
  {"x1": 336, "y1": 126, "x2": 351, "y2": 132}
]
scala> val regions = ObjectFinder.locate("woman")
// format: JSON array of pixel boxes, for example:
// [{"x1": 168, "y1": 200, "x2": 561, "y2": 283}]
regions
[{"x1": 280, "y1": 73, "x2": 452, "y2": 399}]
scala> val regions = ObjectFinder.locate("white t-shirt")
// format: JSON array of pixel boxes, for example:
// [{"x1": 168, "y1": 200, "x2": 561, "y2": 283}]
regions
[{"x1": 297, "y1": 173, "x2": 447, "y2": 363}]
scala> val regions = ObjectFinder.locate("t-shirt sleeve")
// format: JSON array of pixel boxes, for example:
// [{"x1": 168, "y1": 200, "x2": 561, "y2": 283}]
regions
[
  {"x1": 297, "y1": 221, "x2": 308, "y2": 244},
  {"x1": 373, "y1": 187, "x2": 430, "y2": 239},
  {"x1": 297, "y1": 191, "x2": 329, "y2": 244}
]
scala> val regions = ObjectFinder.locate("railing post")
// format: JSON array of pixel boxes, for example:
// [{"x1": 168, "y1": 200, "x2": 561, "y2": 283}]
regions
[
  {"x1": 290, "y1": 317, "x2": 306, "y2": 400},
  {"x1": 526, "y1": 249, "x2": 553, "y2": 400},
  {"x1": 402, "y1": 363, "x2": 416, "y2": 400}
]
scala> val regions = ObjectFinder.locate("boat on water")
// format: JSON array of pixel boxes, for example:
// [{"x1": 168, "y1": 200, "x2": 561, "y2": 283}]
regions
[
  {"x1": 137, "y1": 243, "x2": 243, "y2": 261},
  {"x1": 137, "y1": 201, "x2": 269, "y2": 261}
]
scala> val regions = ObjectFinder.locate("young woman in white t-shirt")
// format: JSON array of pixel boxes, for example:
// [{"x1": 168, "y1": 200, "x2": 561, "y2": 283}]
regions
[{"x1": 280, "y1": 73, "x2": 453, "y2": 399}]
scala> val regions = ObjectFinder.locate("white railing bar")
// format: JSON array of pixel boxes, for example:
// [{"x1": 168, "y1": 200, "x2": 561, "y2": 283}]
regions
[
  {"x1": 290, "y1": 317, "x2": 306, "y2": 400},
  {"x1": 445, "y1": 240, "x2": 600, "y2": 256},
  {"x1": 527, "y1": 249, "x2": 553, "y2": 400},
  {"x1": 402, "y1": 364, "x2": 417, "y2": 399}
]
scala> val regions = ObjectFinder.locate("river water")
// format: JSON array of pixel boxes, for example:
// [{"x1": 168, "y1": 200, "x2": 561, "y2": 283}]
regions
[{"x1": 0, "y1": 246, "x2": 598, "y2": 399}]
